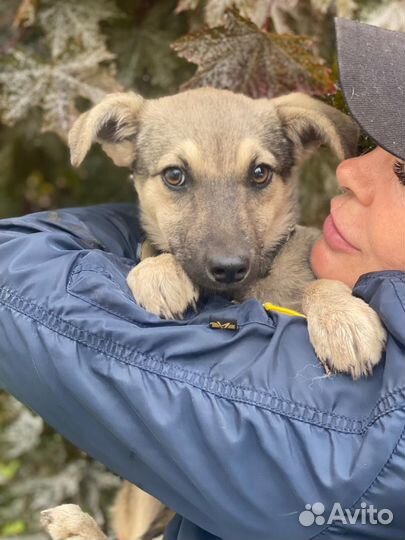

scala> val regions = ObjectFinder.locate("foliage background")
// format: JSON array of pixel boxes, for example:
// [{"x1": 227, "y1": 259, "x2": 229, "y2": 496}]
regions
[{"x1": 0, "y1": 0, "x2": 404, "y2": 538}]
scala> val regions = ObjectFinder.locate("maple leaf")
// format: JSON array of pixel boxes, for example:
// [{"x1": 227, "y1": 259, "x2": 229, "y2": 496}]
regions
[
  {"x1": 205, "y1": 0, "x2": 262, "y2": 27},
  {"x1": 107, "y1": 2, "x2": 189, "y2": 95},
  {"x1": 175, "y1": 0, "x2": 200, "y2": 13},
  {"x1": 0, "y1": 0, "x2": 22, "y2": 53},
  {"x1": 13, "y1": 0, "x2": 38, "y2": 29},
  {"x1": 311, "y1": 0, "x2": 358, "y2": 18},
  {"x1": 0, "y1": 48, "x2": 121, "y2": 139},
  {"x1": 366, "y1": 0, "x2": 405, "y2": 32},
  {"x1": 172, "y1": 10, "x2": 336, "y2": 98},
  {"x1": 204, "y1": 0, "x2": 299, "y2": 29},
  {"x1": 38, "y1": 0, "x2": 123, "y2": 59},
  {"x1": 175, "y1": 0, "x2": 299, "y2": 31}
]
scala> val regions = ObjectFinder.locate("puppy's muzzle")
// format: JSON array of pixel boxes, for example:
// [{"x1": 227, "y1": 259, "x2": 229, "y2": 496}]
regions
[{"x1": 207, "y1": 256, "x2": 250, "y2": 285}]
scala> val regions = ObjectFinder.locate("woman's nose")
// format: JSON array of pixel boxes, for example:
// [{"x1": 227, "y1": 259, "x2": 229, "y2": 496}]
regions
[{"x1": 335, "y1": 152, "x2": 377, "y2": 206}]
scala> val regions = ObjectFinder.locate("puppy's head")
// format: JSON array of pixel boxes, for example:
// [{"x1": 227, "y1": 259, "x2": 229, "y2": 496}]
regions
[{"x1": 69, "y1": 89, "x2": 359, "y2": 295}]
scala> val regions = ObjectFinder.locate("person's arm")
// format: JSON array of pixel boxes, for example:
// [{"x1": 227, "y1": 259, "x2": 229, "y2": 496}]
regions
[{"x1": 0, "y1": 204, "x2": 404, "y2": 540}]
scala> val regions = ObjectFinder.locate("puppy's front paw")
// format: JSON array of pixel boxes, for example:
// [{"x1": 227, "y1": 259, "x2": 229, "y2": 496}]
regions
[
  {"x1": 302, "y1": 279, "x2": 387, "y2": 379},
  {"x1": 127, "y1": 253, "x2": 199, "y2": 319},
  {"x1": 41, "y1": 504, "x2": 107, "y2": 540}
]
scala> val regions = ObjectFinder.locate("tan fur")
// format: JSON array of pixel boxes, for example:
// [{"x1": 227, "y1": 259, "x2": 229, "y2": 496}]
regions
[
  {"x1": 156, "y1": 140, "x2": 202, "y2": 175},
  {"x1": 68, "y1": 92, "x2": 144, "y2": 167},
  {"x1": 134, "y1": 142, "x2": 297, "y2": 258},
  {"x1": 41, "y1": 497, "x2": 174, "y2": 540},
  {"x1": 224, "y1": 138, "x2": 278, "y2": 178},
  {"x1": 47, "y1": 88, "x2": 387, "y2": 540},
  {"x1": 41, "y1": 505, "x2": 107, "y2": 540},
  {"x1": 242, "y1": 225, "x2": 322, "y2": 310},
  {"x1": 111, "y1": 482, "x2": 173, "y2": 540},
  {"x1": 302, "y1": 279, "x2": 387, "y2": 379},
  {"x1": 270, "y1": 92, "x2": 359, "y2": 161},
  {"x1": 140, "y1": 239, "x2": 158, "y2": 260},
  {"x1": 127, "y1": 253, "x2": 199, "y2": 319}
]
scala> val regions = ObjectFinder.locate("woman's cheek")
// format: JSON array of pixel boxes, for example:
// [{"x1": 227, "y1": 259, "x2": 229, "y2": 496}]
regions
[{"x1": 369, "y1": 209, "x2": 405, "y2": 271}]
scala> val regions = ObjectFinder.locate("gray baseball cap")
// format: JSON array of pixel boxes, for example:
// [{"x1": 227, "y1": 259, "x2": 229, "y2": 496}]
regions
[{"x1": 335, "y1": 18, "x2": 405, "y2": 160}]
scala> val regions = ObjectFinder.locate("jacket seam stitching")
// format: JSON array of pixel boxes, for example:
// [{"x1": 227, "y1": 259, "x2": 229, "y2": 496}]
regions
[
  {"x1": 60, "y1": 270, "x2": 405, "y2": 417},
  {"x1": 1, "y1": 285, "x2": 404, "y2": 435},
  {"x1": 68, "y1": 268, "x2": 277, "y2": 329},
  {"x1": 68, "y1": 274, "x2": 276, "y2": 330}
]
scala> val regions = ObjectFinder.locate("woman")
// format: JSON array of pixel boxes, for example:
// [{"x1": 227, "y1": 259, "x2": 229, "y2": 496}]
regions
[
  {"x1": 312, "y1": 19, "x2": 405, "y2": 285},
  {"x1": 0, "y1": 18, "x2": 404, "y2": 540}
]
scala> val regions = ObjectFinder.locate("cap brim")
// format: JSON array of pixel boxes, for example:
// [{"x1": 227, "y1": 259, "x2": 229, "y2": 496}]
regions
[{"x1": 335, "y1": 18, "x2": 405, "y2": 160}]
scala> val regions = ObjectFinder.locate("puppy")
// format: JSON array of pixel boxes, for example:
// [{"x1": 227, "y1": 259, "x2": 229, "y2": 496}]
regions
[
  {"x1": 42, "y1": 89, "x2": 386, "y2": 540},
  {"x1": 69, "y1": 87, "x2": 385, "y2": 376}
]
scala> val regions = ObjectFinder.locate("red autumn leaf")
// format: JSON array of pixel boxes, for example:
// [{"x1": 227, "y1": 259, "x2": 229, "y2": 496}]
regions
[{"x1": 172, "y1": 9, "x2": 336, "y2": 98}]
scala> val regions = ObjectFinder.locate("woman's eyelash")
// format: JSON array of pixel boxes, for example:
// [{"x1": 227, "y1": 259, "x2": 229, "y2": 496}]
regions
[{"x1": 393, "y1": 160, "x2": 405, "y2": 186}]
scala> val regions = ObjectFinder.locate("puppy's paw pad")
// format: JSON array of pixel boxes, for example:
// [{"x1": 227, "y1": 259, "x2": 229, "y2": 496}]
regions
[
  {"x1": 127, "y1": 253, "x2": 199, "y2": 319},
  {"x1": 309, "y1": 306, "x2": 386, "y2": 378},
  {"x1": 41, "y1": 505, "x2": 106, "y2": 540},
  {"x1": 304, "y1": 280, "x2": 386, "y2": 379}
]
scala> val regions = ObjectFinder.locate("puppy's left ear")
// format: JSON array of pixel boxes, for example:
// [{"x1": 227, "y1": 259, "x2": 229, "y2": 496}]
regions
[
  {"x1": 272, "y1": 92, "x2": 360, "y2": 160},
  {"x1": 68, "y1": 92, "x2": 144, "y2": 168}
]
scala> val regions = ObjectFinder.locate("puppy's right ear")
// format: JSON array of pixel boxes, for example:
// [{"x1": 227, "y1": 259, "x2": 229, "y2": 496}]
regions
[{"x1": 68, "y1": 92, "x2": 144, "y2": 168}]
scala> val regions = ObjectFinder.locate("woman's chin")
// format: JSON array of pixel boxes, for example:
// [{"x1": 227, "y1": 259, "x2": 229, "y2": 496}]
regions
[
  {"x1": 310, "y1": 237, "x2": 327, "y2": 277},
  {"x1": 310, "y1": 236, "x2": 357, "y2": 287}
]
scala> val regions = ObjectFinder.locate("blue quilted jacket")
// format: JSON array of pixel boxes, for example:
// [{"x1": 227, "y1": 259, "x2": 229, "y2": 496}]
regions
[{"x1": 0, "y1": 204, "x2": 404, "y2": 540}]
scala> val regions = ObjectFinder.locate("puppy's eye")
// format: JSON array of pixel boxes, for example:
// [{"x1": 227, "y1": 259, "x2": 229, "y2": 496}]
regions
[
  {"x1": 251, "y1": 164, "x2": 273, "y2": 188},
  {"x1": 162, "y1": 167, "x2": 186, "y2": 188}
]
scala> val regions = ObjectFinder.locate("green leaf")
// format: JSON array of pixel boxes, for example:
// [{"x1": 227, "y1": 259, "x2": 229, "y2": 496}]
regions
[
  {"x1": 0, "y1": 460, "x2": 20, "y2": 480},
  {"x1": 1, "y1": 521, "x2": 26, "y2": 536}
]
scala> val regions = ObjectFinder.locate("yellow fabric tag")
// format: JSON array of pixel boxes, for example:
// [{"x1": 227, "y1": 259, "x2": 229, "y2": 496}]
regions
[{"x1": 262, "y1": 302, "x2": 306, "y2": 318}]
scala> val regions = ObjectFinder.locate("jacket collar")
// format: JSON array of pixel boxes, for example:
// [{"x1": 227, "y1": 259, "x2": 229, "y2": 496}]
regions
[{"x1": 354, "y1": 271, "x2": 405, "y2": 345}]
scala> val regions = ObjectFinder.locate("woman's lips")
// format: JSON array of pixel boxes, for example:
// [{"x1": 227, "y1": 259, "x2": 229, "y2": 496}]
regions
[{"x1": 322, "y1": 214, "x2": 360, "y2": 254}]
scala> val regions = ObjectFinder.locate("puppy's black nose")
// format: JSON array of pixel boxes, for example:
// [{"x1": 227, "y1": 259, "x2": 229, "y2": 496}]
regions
[{"x1": 207, "y1": 256, "x2": 250, "y2": 284}]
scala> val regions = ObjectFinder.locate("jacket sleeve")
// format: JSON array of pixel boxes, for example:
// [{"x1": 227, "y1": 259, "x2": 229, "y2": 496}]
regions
[{"x1": 0, "y1": 204, "x2": 404, "y2": 540}]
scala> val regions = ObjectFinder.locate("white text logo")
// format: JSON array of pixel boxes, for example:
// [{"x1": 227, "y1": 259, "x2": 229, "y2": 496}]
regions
[{"x1": 299, "y1": 502, "x2": 393, "y2": 527}]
